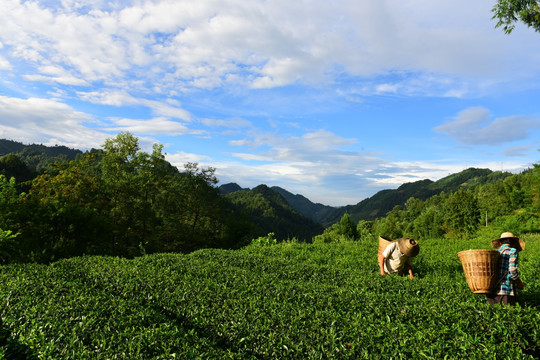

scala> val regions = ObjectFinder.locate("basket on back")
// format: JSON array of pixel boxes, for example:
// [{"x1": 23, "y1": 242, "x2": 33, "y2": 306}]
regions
[
  {"x1": 378, "y1": 236, "x2": 394, "y2": 263},
  {"x1": 457, "y1": 249, "x2": 500, "y2": 294}
]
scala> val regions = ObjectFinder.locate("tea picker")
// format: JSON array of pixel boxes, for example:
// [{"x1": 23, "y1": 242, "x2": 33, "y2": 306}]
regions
[
  {"x1": 458, "y1": 232, "x2": 525, "y2": 306},
  {"x1": 378, "y1": 236, "x2": 420, "y2": 279},
  {"x1": 485, "y1": 232, "x2": 525, "y2": 306}
]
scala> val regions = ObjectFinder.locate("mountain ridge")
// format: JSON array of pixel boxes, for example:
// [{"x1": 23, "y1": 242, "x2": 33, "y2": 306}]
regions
[{"x1": 219, "y1": 167, "x2": 512, "y2": 226}]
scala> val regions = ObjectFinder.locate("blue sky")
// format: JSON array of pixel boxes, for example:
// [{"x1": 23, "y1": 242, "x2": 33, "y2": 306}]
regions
[{"x1": 0, "y1": 0, "x2": 539, "y2": 206}]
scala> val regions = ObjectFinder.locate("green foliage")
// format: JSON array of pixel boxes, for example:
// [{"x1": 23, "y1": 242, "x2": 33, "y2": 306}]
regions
[
  {"x1": 0, "y1": 237, "x2": 539, "y2": 358},
  {"x1": 250, "y1": 232, "x2": 277, "y2": 246},
  {"x1": 492, "y1": 0, "x2": 540, "y2": 33},
  {"x1": 356, "y1": 220, "x2": 374, "y2": 241},
  {"x1": 347, "y1": 164, "x2": 539, "y2": 243},
  {"x1": 324, "y1": 168, "x2": 510, "y2": 225},
  {"x1": 226, "y1": 184, "x2": 324, "y2": 242},
  {"x1": 313, "y1": 213, "x2": 359, "y2": 243},
  {"x1": 0, "y1": 138, "x2": 82, "y2": 173},
  {"x1": 0, "y1": 228, "x2": 19, "y2": 264},
  {"x1": 0, "y1": 175, "x2": 23, "y2": 232},
  {"x1": 442, "y1": 189, "x2": 481, "y2": 239},
  {"x1": 0, "y1": 153, "x2": 35, "y2": 184},
  {"x1": 0, "y1": 133, "x2": 252, "y2": 263}
]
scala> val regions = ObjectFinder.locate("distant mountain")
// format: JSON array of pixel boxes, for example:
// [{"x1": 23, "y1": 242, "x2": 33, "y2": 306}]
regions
[
  {"x1": 0, "y1": 139, "x2": 82, "y2": 158},
  {"x1": 219, "y1": 183, "x2": 337, "y2": 224},
  {"x1": 209, "y1": 169, "x2": 514, "y2": 228},
  {"x1": 270, "y1": 186, "x2": 337, "y2": 224},
  {"x1": 218, "y1": 182, "x2": 248, "y2": 195},
  {"x1": 225, "y1": 184, "x2": 324, "y2": 242},
  {"x1": 0, "y1": 139, "x2": 82, "y2": 172},
  {"x1": 322, "y1": 167, "x2": 512, "y2": 225}
]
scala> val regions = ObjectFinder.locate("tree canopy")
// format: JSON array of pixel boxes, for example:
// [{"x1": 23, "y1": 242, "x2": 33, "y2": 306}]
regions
[{"x1": 492, "y1": 0, "x2": 540, "y2": 33}]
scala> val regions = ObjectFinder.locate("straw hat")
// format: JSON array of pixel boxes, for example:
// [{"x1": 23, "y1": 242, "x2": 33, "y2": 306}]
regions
[
  {"x1": 397, "y1": 237, "x2": 420, "y2": 257},
  {"x1": 491, "y1": 232, "x2": 526, "y2": 252}
]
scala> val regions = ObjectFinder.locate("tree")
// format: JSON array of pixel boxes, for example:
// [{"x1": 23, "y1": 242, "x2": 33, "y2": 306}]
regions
[
  {"x1": 0, "y1": 175, "x2": 22, "y2": 231},
  {"x1": 339, "y1": 213, "x2": 358, "y2": 240},
  {"x1": 100, "y1": 132, "x2": 172, "y2": 256},
  {"x1": 27, "y1": 153, "x2": 110, "y2": 259},
  {"x1": 442, "y1": 189, "x2": 481, "y2": 239},
  {"x1": 492, "y1": 0, "x2": 540, "y2": 33},
  {"x1": 0, "y1": 154, "x2": 34, "y2": 184}
]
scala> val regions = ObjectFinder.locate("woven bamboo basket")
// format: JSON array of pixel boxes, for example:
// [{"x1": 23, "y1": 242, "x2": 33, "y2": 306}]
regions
[
  {"x1": 378, "y1": 236, "x2": 394, "y2": 263},
  {"x1": 457, "y1": 249, "x2": 500, "y2": 294}
]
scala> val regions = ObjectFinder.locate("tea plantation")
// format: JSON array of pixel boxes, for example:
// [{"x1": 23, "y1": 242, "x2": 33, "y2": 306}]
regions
[{"x1": 1, "y1": 235, "x2": 539, "y2": 359}]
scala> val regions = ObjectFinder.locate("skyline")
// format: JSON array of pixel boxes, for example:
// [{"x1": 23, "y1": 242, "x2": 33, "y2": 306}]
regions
[{"x1": 1, "y1": 0, "x2": 539, "y2": 206}]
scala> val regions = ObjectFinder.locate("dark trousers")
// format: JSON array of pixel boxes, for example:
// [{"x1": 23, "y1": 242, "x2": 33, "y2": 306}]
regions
[{"x1": 485, "y1": 294, "x2": 516, "y2": 306}]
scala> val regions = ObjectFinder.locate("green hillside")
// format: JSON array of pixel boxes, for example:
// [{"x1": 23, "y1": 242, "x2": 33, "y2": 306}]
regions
[
  {"x1": 271, "y1": 186, "x2": 337, "y2": 224},
  {"x1": 1, "y1": 235, "x2": 539, "y2": 359},
  {"x1": 323, "y1": 168, "x2": 512, "y2": 225},
  {"x1": 0, "y1": 138, "x2": 82, "y2": 174},
  {"x1": 220, "y1": 168, "x2": 513, "y2": 227},
  {"x1": 225, "y1": 184, "x2": 324, "y2": 241}
]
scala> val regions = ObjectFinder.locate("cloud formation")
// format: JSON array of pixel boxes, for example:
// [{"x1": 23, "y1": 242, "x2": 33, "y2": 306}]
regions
[
  {"x1": 1, "y1": 0, "x2": 538, "y2": 98},
  {"x1": 434, "y1": 107, "x2": 540, "y2": 145},
  {"x1": 0, "y1": 95, "x2": 107, "y2": 149}
]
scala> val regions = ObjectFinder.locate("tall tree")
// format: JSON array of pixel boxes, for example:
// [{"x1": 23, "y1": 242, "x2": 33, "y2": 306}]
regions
[
  {"x1": 100, "y1": 132, "x2": 171, "y2": 256},
  {"x1": 26, "y1": 153, "x2": 109, "y2": 259},
  {"x1": 442, "y1": 189, "x2": 481, "y2": 239},
  {"x1": 492, "y1": 0, "x2": 540, "y2": 33}
]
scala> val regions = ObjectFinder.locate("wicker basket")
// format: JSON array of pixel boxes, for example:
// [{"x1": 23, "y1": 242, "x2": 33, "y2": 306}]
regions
[
  {"x1": 378, "y1": 236, "x2": 394, "y2": 263},
  {"x1": 457, "y1": 249, "x2": 500, "y2": 294}
]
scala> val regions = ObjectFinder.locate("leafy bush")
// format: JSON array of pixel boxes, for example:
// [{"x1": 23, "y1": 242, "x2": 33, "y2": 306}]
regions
[
  {"x1": 250, "y1": 232, "x2": 277, "y2": 246},
  {"x1": 0, "y1": 228, "x2": 19, "y2": 264}
]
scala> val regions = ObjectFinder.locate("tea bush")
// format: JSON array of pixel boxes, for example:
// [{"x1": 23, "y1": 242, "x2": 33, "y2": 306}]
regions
[{"x1": 1, "y1": 235, "x2": 539, "y2": 359}]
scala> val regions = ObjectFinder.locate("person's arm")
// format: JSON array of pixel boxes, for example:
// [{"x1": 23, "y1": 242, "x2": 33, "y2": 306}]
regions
[
  {"x1": 405, "y1": 263, "x2": 414, "y2": 279},
  {"x1": 508, "y1": 249, "x2": 523, "y2": 288},
  {"x1": 508, "y1": 249, "x2": 520, "y2": 280},
  {"x1": 379, "y1": 256, "x2": 386, "y2": 276}
]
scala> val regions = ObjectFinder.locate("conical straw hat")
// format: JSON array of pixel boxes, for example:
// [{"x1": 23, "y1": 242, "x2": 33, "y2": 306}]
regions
[
  {"x1": 397, "y1": 237, "x2": 419, "y2": 257},
  {"x1": 491, "y1": 232, "x2": 525, "y2": 252}
]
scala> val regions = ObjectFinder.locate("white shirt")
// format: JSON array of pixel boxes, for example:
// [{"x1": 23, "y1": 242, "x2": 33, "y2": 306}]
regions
[{"x1": 382, "y1": 241, "x2": 411, "y2": 274}]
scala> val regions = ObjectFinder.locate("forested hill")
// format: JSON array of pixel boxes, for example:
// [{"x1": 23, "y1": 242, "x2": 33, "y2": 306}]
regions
[
  {"x1": 0, "y1": 137, "x2": 514, "y2": 230},
  {"x1": 270, "y1": 186, "x2": 337, "y2": 224},
  {"x1": 219, "y1": 183, "x2": 337, "y2": 225},
  {"x1": 225, "y1": 184, "x2": 324, "y2": 241},
  {"x1": 221, "y1": 168, "x2": 513, "y2": 227},
  {"x1": 322, "y1": 168, "x2": 512, "y2": 225},
  {"x1": 0, "y1": 138, "x2": 82, "y2": 173}
]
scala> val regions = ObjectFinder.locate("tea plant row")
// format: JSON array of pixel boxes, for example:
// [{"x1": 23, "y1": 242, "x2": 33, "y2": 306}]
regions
[{"x1": 1, "y1": 236, "x2": 539, "y2": 358}]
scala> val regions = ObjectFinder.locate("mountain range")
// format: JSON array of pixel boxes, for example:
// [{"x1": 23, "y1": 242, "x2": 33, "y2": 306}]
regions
[{"x1": 219, "y1": 167, "x2": 511, "y2": 226}]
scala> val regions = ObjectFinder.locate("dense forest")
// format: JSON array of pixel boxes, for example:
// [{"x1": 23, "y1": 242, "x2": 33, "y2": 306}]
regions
[
  {"x1": 0, "y1": 134, "x2": 539, "y2": 264},
  {"x1": 313, "y1": 164, "x2": 540, "y2": 243}
]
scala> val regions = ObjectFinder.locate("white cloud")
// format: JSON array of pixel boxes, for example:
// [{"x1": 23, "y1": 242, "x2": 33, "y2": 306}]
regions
[
  {"x1": 102, "y1": 117, "x2": 205, "y2": 136},
  {"x1": 0, "y1": 95, "x2": 107, "y2": 149},
  {"x1": 0, "y1": 55, "x2": 12, "y2": 70},
  {"x1": 165, "y1": 151, "x2": 212, "y2": 168},
  {"x1": 78, "y1": 90, "x2": 192, "y2": 121},
  {"x1": 434, "y1": 107, "x2": 540, "y2": 145},
  {"x1": 1, "y1": 0, "x2": 539, "y2": 98},
  {"x1": 502, "y1": 144, "x2": 540, "y2": 157},
  {"x1": 200, "y1": 117, "x2": 252, "y2": 129}
]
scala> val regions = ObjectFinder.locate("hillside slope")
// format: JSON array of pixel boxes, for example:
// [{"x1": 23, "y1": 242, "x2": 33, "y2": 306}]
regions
[
  {"x1": 0, "y1": 138, "x2": 82, "y2": 172},
  {"x1": 225, "y1": 184, "x2": 324, "y2": 241},
  {"x1": 323, "y1": 168, "x2": 512, "y2": 225},
  {"x1": 270, "y1": 186, "x2": 337, "y2": 224}
]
